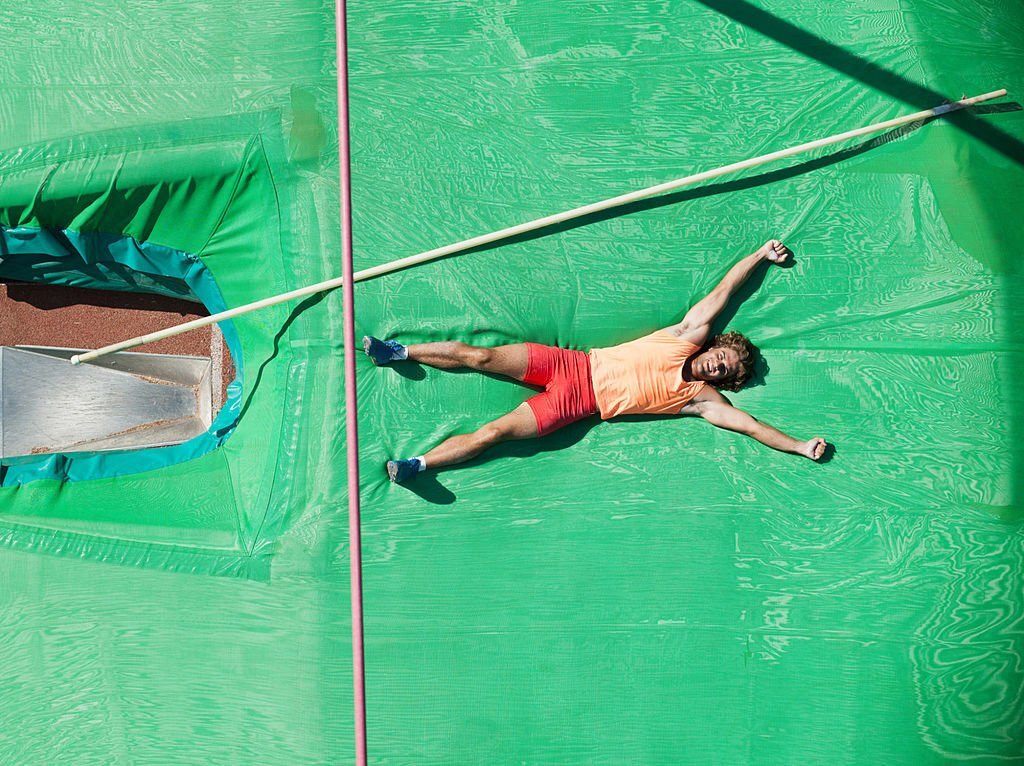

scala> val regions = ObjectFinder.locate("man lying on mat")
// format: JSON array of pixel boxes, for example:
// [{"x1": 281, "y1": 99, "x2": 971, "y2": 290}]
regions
[{"x1": 365, "y1": 239, "x2": 828, "y2": 483}]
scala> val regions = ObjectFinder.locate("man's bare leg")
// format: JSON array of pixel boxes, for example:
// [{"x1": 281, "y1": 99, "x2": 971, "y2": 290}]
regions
[
  {"x1": 423, "y1": 402, "x2": 538, "y2": 469},
  {"x1": 363, "y1": 335, "x2": 530, "y2": 380},
  {"x1": 386, "y1": 402, "x2": 539, "y2": 482},
  {"x1": 406, "y1": 341, "x2": 529, "y2": 381}
]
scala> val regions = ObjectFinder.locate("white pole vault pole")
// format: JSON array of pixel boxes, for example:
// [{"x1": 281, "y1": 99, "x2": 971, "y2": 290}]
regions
[{"x1": 70, "y1": 88, "x2": 1007, "y2": 365}]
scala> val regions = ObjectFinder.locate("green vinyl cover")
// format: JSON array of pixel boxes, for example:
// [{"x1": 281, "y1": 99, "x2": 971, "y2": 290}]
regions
[{"x1": 1, "y1": 1, "x2": 1022, "y2": 764}]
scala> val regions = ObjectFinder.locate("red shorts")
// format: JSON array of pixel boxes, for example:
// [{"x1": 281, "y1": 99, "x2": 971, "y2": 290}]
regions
[{"x1": 523, "y1": 343, "x2": 598, "y2": 436}]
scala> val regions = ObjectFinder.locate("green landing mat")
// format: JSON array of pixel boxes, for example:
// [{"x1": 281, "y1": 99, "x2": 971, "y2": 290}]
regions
[{"x1": 1, "y1": 0, "x2": 1022, "y2": 763}]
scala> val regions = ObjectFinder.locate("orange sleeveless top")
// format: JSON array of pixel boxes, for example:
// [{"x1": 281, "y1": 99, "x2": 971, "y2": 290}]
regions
[{"x1": 589, "y1": 330, "x2": 705, "y2": 419}]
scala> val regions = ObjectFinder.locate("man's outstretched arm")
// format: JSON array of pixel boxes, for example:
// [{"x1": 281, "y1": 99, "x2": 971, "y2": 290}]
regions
[
  {"x1": 667, "y1": 239, "x2": 790, "y2": 346},
  {"x1": 680, "y1": 389, "x2": 828, "y2": 461}
]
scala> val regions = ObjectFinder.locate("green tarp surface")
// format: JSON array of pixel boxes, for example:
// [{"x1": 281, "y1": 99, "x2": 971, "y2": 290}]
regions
[{"x1": 1, "y1": 0, "x2": 1022, "y2": 763}]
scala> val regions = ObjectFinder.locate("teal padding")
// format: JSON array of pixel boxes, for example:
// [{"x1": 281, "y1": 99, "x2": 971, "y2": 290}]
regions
[{"x1": 0, "y1": 226, "x2": 243, "y2": 486}]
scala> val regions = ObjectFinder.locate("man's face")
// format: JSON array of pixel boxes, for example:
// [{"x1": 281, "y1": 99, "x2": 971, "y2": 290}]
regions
[{"x1": 694, "y1": 345, "x2": 740, "y2": 383}]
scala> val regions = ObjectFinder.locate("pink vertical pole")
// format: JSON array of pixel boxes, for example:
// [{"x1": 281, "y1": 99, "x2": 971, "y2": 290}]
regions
[{"x1": 334, "y1": 1, "x2": 368, "y2": 764}]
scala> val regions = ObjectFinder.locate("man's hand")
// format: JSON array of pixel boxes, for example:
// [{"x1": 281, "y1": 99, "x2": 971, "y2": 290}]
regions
[
  {"x1": 800, "y1": 437, "x2": 828, "y2": 461},
  {"x1": 758, "y1": 239, "x2": 791, "y2": 265}
]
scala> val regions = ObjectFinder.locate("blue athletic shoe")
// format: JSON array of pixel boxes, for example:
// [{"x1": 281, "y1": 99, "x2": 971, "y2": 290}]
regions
[
  {"x1": 387, "y1": 458, "x2": 420, "y2": 484},
  {"x1": 363, "y1": 335, "x2": 407, "y2": 366}
]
